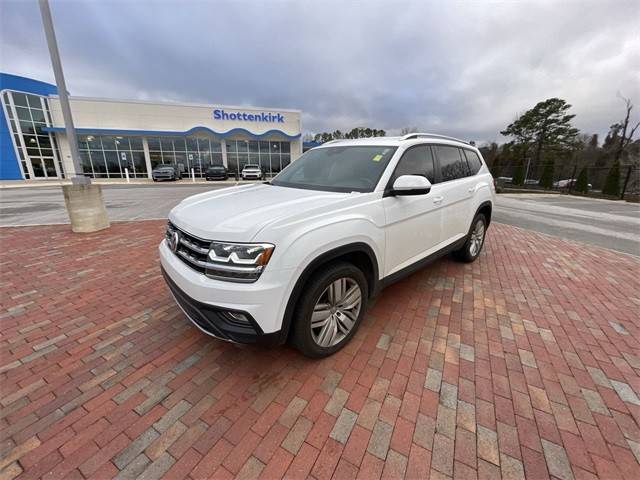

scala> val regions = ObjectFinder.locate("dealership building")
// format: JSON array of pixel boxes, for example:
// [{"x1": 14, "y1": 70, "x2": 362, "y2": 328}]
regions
[{"x1": 0, "y1": 73, "x2": 302, "y2": 180}]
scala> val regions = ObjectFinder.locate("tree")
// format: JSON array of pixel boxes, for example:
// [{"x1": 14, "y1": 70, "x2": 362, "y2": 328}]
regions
[
  {"x1": 512, "y1": 159, "x2": 525, "y2": 185},
  {"x1": 575, "y1": 167, "x2": 589, "y2": 193},
  {"x1": 312, "y1": 127, "x2": 386, "y2": 143},
  {"x1": 344, "y1": 128, "x2": 385, "y2": 139},
  {"x1": 401, "y1": 127, "x2": 419, "y2": 135},
  {"x1": 603, "y1": 160, "x2": 621, "y2": 196},
  {"x1": 313, "y1": 132, "x2": 333, "y2": 143},
  {"x1": 478, "y1": 142, "x2": 499, "y2": 170},
  {"x1": 501, "y1": 115, "x2": 536, "y2": 168},
  {"x1": 613, "y1": 95, "x2": 640, "y2": 164},
  {"x1": 501, "y1": 98, "x2": 580, "y2": 179},
  {"x1": 539, "y1": 159, "x2": 555, "y2": 189}
]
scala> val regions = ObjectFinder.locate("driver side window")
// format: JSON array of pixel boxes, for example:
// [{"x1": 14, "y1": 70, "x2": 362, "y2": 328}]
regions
[{"x1": 391, "y1": 145, "x2": 435, "y2": 184}]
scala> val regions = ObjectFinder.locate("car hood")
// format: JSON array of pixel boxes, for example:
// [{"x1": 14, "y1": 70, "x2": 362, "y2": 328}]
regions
[{"x1": 169, "y1": 184, "x2": 352, "y2": 241}]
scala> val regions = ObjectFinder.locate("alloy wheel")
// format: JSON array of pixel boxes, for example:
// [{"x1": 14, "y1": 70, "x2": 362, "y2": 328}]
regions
[
  {"x1": 469, "y1": 220, "x2": 485, "y2": 257},
  {"x1": 310, "y1": 277, "x2": 362, "y2": 348}
]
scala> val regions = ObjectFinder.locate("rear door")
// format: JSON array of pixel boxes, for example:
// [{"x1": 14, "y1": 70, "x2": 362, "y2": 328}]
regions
[
  {"x1": 382, "y1": 145, "x2": 441, "y2": 276},
  {"x1": 432, "y1": 145, "x2": 475, "y2": 242},
  {"x1": 461, "y1": 147, "x2": 492, "y2": 218}
]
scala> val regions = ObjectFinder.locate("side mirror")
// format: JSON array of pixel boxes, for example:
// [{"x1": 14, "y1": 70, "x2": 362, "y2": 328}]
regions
[{"x1": 390, "y1": 175, "x2": 432, "y2": 196}]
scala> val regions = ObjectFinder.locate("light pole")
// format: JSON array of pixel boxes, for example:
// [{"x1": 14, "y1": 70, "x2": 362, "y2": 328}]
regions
[
  {"x1": 38, "y1": 0, "x2": 86, "y2": 185},
  {"x1": 38, "y1": 0, "x2": 109, "y2": 232}
]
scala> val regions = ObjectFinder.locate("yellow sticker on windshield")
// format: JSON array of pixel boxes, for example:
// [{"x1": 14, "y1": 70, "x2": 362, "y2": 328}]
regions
[{"x1": 372, "y1": 154, "x2": 383, "y2": 162}]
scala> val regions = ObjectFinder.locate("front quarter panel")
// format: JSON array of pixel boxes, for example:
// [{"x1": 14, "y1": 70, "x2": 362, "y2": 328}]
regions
[
  {"x1": 271, "y1": 203, "x2": 385, "y2": 276},
  {"x1": 257, "y1": 193, "x2": 386, "y2": 329}
]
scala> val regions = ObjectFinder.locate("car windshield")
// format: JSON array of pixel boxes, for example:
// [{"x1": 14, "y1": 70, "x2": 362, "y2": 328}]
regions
[
  {"x1": 271, "y1": 146, "x2": 397, "y2": 193},
  {"x1": 244, "y1": 165, "x2": 260, "y2": 169},
  {"x1": 156, "y1": 166, "x2": 174, "y2": 171}
]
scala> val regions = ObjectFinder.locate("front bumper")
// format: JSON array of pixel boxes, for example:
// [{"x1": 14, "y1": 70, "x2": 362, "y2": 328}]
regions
[
  {"x1": 162, "y1": 267, "x2": 280, "y2": 344},
  {"x1": 159, "y1": 240, "x2": 295, "y2": 344}
]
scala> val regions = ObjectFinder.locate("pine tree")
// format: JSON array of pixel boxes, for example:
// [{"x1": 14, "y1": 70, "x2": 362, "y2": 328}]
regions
[
  {"x1": 602, "y1": 160, "x2": 621, "y2": 196},
  {"x1": 575, "y1": 167, "x2": 589, "y2": 193},
  {"x1": 539, "y1": 160, "x2": 555, "y2": 189},
  {"x1": 501, "y1": 98, "x2": 580, "y2": 168},
  {"x1": 512, "y1": 160, "x2": 525, "y2": 186}
]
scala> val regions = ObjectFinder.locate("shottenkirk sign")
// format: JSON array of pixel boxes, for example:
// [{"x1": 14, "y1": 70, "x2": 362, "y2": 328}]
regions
[{"x1": 213, "y1": 108, "x2": 285, "y2": 123}]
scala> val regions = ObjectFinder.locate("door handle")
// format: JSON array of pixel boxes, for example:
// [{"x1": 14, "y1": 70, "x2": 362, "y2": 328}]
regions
[
  {"x1": 433, "y1": 196, "x2": 444, "y2": 204},
  {"x1": 468, "y1": 187, "x2": 476, "y2": 193}
]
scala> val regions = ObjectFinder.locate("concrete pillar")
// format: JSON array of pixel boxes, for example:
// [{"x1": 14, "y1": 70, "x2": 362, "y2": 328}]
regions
[
  {"x1": 221, "y1": 140, "x2": 228, "y2": 168},
  {"x1": 62, "y1": 184, "x2": 110, "y2": 233},
  {"x1": 142, "y1": 137, "x2": 152, "y2": 179}
]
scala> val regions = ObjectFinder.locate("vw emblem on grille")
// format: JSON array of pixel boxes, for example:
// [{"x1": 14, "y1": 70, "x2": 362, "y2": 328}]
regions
[{"x1": 168, "y1": 231, "x2": 180, "y2": 253}]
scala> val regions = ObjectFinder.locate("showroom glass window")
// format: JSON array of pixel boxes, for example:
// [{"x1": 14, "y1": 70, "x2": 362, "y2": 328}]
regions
[
  {"x1": 147, "y1": 136, "x2": 222, "y2": 177},
  {"x1": 1, "y1": 90, "x2": 64, "y2": 179},
  {"x1": 225, "y1": 140, "x2": 290, "y2": 177},
  {"x1": 434, "y1": 145, "x2": 471, "y2": 182},
  {"x1": 78, "y1": 135, "x2": 146, "y2": 178}
]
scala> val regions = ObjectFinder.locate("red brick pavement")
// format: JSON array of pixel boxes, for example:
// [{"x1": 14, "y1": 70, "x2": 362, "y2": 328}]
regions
[{"x1": 1, "y1": 220, "x2": 639, "y2": 479}]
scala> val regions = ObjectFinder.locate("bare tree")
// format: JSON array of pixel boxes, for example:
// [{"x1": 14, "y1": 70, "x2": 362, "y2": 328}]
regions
[{"x1": 614, "y1": 94, "x2": 640, "y2": 164}]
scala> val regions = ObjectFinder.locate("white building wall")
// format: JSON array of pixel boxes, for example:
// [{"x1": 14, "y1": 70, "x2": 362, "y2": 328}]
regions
[{"x1": 49, "y1": 96, "x2": 303, "y2": 177}]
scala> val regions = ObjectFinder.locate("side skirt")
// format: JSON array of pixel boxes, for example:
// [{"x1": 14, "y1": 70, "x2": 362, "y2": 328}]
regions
[{"x1": 375, "y1": 236, "x2": 467, "y2": 294}]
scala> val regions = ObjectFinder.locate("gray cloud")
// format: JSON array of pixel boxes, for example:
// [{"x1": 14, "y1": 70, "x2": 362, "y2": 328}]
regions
[{"x1": 2, "y1": 0, "x2": 639, "y2": 142}]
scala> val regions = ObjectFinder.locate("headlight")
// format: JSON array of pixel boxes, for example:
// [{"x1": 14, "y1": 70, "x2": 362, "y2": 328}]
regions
[{"x1": 205, "y1": 242, "x2": 275, "y2": 282}]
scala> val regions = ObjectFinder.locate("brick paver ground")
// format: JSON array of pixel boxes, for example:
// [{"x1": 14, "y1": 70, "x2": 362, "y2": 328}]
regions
[{"x1": 1, "y1": 220, "x2": 639, "y2": 480}]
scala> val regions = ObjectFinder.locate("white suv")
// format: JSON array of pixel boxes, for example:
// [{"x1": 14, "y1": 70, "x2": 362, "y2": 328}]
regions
[
  {"x1": 241, "y1": 164, "x2": 263, "y2": 180},
  {"x1": 160, "y1": 133, "x2": 495, "y2": 357}
]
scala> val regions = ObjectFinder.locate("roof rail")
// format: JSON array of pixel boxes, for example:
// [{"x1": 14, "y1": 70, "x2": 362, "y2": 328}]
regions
[
  {"x1": 321, "y1": 139, "x2": 341, "y2": 145},
  {"x1": 400, "y1": 133, "x2": 469, "y2": 144}
]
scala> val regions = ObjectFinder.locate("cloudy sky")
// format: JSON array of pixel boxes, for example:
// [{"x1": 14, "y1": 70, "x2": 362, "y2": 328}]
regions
[{"x1": 1, "y1": 0, "x2": 639, "y2": 142}]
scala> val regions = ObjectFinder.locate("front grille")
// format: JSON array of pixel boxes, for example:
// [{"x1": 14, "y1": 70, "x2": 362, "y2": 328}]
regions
[{"x1": 166, "y1": 222, "x2": 211, "y2": 274}]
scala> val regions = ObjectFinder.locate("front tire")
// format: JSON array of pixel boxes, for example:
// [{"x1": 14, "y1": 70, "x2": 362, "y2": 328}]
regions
[
  {"x1": 453, "y1": 213, "x2": 487, "y2": 262},
  {"x1": 291, "y1": 262, "x2": 368, "y2": 358}
]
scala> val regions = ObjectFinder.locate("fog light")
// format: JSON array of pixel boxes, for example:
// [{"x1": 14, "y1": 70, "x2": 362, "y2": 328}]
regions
[{"x1": 226, "y1": 311, "x2": 250, "y2": 324}]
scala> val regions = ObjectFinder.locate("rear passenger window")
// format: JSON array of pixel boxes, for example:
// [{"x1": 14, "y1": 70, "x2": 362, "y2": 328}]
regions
[
  {"x1": 434, "y1": 146, "x2": 470, "y2": 182},
  {"x1": 463, "y1": 150, "x2": 483, "y2": 175},
  {"x1": 392, "y1": 145, "x2": 435, "y2": 183}
]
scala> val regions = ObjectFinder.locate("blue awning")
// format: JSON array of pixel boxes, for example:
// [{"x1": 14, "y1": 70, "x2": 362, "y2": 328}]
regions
[{"x1": 42, "y1": 125, "x2": 301, "y2": 140}]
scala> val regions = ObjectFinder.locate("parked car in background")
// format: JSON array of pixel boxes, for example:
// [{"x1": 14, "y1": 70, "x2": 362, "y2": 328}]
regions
[
  {"x1": 205, "y1": 165, "x2": 228, "y2": 181},
  {"x1": 241, "y1": 164, "x2": 263, "y2": 180},
  {"x1": 553, "y1": 179, "x2": 592, "y2": 190},
  {"x1": 160, "y1": 133, "x2": 495, "y2": 357},
  {"x1": 553, "y1": 179, "x2": 572, "y2": 188},
  {"x1": 496, "y1": 176, "x2": 513, "y2": 184},
  {"x1": 152, "y1": 165, "x2": 181, "y2": 181}
]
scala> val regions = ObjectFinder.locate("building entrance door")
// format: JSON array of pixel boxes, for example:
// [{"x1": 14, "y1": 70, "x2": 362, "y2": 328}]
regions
[{"x1": 26, "y1": 157, "x2": 60, "y2": 179}]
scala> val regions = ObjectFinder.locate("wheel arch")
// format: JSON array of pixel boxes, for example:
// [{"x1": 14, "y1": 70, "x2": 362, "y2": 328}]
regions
[
  {"x1": 475, "y1": 200, "x2": 492, "y2": 227},
  {"x1": 278, "y1": 242, "x2": 379, "y2": 344}
]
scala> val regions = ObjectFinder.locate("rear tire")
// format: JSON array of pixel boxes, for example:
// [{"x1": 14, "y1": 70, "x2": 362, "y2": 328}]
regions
[
  {"x1": 291, "y1": 262, "x2": 368, "y2": 358},
  {"x1": 453, "y1": 213, "x2": 487, "y2": 263}
]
